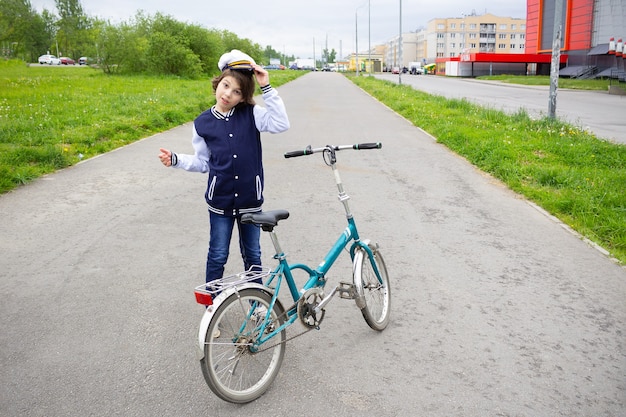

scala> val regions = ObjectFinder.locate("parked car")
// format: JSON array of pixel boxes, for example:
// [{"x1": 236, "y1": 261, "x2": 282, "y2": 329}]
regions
[
  {"x1": 60, "y1": 57, "x2": 75, "y2": 65},
  {"x1": 78, "y1": 57, "x2": 89, "y2": 65},
  {"x1": 391, "y1": 66, "x2": 400, "y2": 74},
  {"x1": 38, "y1": 54, "x2": 60, "y2": 65}
]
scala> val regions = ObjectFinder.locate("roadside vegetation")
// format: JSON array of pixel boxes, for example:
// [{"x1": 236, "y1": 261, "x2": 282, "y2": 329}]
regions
[
  {"x1": 0, "y1": 0, "x2": 297, "y2": 78},
  {"x1": 0, "y1": 59, "x2": 303, "y2": 193},
  {"x1": 351, "y1": 75, "x2": 625, "y2": 265},
  {"x1": 477, "y1": 74, "x2": 612, "y2": 91}
]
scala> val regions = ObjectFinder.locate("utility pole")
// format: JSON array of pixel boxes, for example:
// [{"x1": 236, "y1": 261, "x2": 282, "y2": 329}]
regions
[
  {"x1": 548, "y1": 0, "x2": 564, "y2": 119},
  {"x1": 399, "y1": 0, "x2": 403, "y2": 84},
  {"x1": 356, "y1": 10, "x2": 359, "y2": 76},
  {"x1": 368, "y1": 0, "x2": 371, "y2": 74}
]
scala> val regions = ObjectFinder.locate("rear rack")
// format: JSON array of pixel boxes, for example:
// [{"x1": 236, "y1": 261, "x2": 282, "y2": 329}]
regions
[{"x1": 194, "y1": 266, "x2": 272, "y2": 297}]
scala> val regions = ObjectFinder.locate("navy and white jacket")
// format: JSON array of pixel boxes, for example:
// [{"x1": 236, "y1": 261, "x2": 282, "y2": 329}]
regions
[{"x1": 173, "y1": 85, "x2": 289, "y2": 216}]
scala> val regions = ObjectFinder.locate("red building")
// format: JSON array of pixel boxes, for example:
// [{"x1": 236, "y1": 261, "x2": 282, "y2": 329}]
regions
[
  {"x1": 526, "y1": 0, "x2": 624, "y2": 78},
  {"x1": 437, "y1": 0, "x2": 625, "y2": 78}
]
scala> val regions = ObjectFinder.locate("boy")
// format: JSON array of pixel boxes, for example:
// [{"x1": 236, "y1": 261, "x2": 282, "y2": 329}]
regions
[{"x1": 158, "y1": 49, "x2": 289, "y2": 286}]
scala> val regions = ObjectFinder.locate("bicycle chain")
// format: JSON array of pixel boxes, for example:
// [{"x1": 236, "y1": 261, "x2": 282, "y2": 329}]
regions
[
  {"x1": 254, "y1": 304, "x2": 317, "y2": 353},
  {"x1": 256, "y1": 325, "x2": 315, "y2": 352}
]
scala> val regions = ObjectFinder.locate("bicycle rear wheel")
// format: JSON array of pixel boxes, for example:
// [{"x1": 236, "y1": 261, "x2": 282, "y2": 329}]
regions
[
  {"x1": 200, "y1": 288, "x2": 286, "y2": 403},
  {"x1": 355, "y1": 244, "x2": 391, "y2": 331}
]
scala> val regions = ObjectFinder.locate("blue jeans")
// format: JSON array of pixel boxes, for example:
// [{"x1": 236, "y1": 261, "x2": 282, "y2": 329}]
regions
[{"x1": 206, "y1": 212, "x2": 262, "y2": 285}]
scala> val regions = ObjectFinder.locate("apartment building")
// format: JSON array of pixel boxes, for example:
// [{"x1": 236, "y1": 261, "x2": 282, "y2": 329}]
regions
[
  {"x1": 378, "y1": 12, "x2": 526, "y2": 70},
  {"x1": 384, "y1": 32, "x2": 420, "y2": 69},
  {"x1": 426, "y1": 13, "x2": 527, "y2": 61}
]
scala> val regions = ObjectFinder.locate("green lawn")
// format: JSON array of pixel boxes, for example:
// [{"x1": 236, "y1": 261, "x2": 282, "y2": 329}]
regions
[
  {"x1": 477, "y1": 74, "x2": 615, "y2": 90},
  {"x1": 350, "y1": 74, "x2": 626, "y2": 265},
  {"x1": 0, "y1": 60, "x2": 302, "y2": 193}
]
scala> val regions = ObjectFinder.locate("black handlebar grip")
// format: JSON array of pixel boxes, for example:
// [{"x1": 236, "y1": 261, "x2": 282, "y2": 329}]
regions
[
  {"x1": 353, "y1": 142, "x2": 382, "y2": 150},
  {"x1": 284, "y1": 145, "x2": 313, "y2": 158}
]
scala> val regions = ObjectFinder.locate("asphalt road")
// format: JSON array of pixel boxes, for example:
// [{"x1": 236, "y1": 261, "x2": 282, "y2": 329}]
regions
[
  {"x1": 375, "y1": 72, "x2": 626, "y2": 144},
  {"x1": 1, "y1": 72, "x2": 625, "y2": 417}
]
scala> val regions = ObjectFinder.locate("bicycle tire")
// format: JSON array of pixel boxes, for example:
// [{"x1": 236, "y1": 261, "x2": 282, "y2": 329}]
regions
[
  {"x1": 355, "y1": 244, "x2": 391, "y2": 331},
  {"x1": 200, "y1": 288, "x2": 286, "y2": 403}
]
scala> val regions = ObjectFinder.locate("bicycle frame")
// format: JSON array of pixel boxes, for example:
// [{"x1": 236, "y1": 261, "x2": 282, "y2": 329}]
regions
[{"x1": 251, "y1": 146, "x2": 383, "y2": 347}]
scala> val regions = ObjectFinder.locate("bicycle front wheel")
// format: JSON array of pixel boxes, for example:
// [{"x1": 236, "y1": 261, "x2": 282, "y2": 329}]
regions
[
  {"x1": 355, "y1": 244, "x2": 391, "y2": 331},
  {"x1": 200, "y1": 288, "x2": 286, "y2": 403}
]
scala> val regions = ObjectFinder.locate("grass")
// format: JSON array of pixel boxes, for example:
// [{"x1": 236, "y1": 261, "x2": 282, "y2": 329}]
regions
[
  {"x1": 350, "y1": 74, "x2": 626, "y2": 265},
  {"x1": 0, "y1": 59, "x2": 303, "y2": 192},
  {"x1": 477, "y1": 74, "x2": 613, "y2": 90}
]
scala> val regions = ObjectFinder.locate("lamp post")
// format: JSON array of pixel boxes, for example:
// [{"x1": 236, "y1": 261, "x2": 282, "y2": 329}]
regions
[
  {"x1": 399, "y1": 0, "x2": 403, "y2": 84},
  {"x1": 356, "y1": 9, "x2": 359, "y2": 76},
  {"x1": 368, "y1": 0, "x2": 371, "y2": 74},
  {"x1": 355, "y1": 1, "x2": 369, "y2": 76}
]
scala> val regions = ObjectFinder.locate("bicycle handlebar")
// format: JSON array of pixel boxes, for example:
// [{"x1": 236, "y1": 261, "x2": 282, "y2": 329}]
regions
[{"x1": 284, "y1": 142, "x2": 382, "y2": 158}]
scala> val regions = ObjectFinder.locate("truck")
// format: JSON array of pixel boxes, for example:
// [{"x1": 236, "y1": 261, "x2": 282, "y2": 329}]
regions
[
  {"x1": 290, "y1": 58, "x2": 316, "y2": 70},
  {"x1": 408, "y1": 61, "x2": 424, "y2": 75}
]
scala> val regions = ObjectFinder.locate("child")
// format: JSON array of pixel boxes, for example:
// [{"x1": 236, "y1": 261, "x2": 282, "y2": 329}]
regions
[{"x1": 158, "y1": 49, "x2": 290, "y2": 288}]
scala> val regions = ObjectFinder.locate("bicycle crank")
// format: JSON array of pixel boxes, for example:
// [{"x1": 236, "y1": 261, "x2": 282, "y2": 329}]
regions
[{"x1": 297, "y1": 287, "x2": 327, "y2": 329}]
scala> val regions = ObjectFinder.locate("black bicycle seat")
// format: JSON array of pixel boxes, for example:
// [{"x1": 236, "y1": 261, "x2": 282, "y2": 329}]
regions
[{"x1": 241, "y1": 210, "x2": 290, "y2": 231}]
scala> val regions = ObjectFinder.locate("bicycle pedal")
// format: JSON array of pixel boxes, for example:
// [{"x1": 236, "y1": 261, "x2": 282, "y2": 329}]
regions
[{"x1": 337, "y1": 282, "x2": 356, "y2": 299}]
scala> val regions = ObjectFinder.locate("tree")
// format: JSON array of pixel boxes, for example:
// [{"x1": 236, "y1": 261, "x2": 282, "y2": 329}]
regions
[
  {"x1": 221, "y1": 30, "x2": 263, "y2": 65},
  {"x1": 183, "y1": 25, "x2": 223, "y2": 75},
  {"x1": 322, "y1": 48, "x2": 337, "y2": 64},
  {"x1": 0, "y1": 0, "x2": 52, "y2": 61},
  {"x1": 55, "y1": 0, "x2": 91, "y2": 58}
]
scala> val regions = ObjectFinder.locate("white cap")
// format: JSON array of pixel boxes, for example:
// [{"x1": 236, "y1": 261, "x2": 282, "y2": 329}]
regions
[{"x1": 218, "y1": 49, "x2": 256, "y2": 72}]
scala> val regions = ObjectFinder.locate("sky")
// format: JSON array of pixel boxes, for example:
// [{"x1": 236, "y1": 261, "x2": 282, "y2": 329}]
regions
[{"x1": 30, "y1": 0, "x2": 527, "y2": 60}]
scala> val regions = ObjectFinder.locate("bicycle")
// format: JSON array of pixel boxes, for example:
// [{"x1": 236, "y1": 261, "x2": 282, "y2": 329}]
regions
[{"x1": 193, "y1": 143, "x2": 391, "y2": 403}]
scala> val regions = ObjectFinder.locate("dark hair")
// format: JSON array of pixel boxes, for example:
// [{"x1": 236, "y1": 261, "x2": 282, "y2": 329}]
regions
[{"x1": 211, "y1": 69, "x2": 256, "y2": 107}]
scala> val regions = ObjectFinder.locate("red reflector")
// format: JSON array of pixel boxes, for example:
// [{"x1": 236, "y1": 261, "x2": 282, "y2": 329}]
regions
[{"x1": 195, "y1": 291, "x2": 213, "y2": 306}]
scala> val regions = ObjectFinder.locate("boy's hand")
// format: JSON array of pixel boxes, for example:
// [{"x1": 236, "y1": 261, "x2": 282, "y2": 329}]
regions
[
  {"x1": 252, "y1": 64, "x2": 269, "y2": 87},
  {"x1": 158, "y1": 148, "x2": 173, "y2": 166}
]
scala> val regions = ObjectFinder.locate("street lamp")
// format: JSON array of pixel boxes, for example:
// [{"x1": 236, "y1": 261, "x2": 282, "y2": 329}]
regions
[
  {"x1": 356, "y1": 8, "x2": 359, "y2": 76},
  {"x1": 355, "y1": 0, "x2": 369, "y2": 76},
  {"x1": 368, "y1": 0, "x2": 371, "y2": 73},
  {"x1": 399, "y1": 0, "x2": 403, "y2": 84}
]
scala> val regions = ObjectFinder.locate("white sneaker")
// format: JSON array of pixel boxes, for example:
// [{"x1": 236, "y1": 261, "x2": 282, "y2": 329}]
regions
[{"x1": 251, "y1": 304, "x2": 268, "y2": 324}]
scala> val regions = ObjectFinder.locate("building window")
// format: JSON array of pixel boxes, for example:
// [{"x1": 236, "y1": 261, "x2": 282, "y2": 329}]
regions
[
  {"x1": 521, "y1": 24, "x2": 526, "y2": 30},
  {"x1": 460, "y1": 23, "x2": 465, "y2": 29},
  {"x1": 450, "y1": 33, "x2": 456, "y2": 38},
  {"x1": 469, "y1": 33, "x2": 477, "y2": 39},
  {"x1": 437, "y1": 23, "x2": 445, "y2": 29},
  {"x1": 450, "y1": 43, "x2": 456, "y2": 48},
  {"x1": 498, "y1": 43, "x2": 506, "y2": 49},
  {"x1": 512, "y1": 24, "x2": 516, "y2": 30},
  {"x1": 437, "y1": 33, "x2": 445, "y2": 38},
  {"x1": 520, "y1": 43, "x2": 525, "y2": 49},
  {"x1": 470, "y1": 43, "x2": 476, "y2": 48},
  {"x1": 451, "y1": 23, "x2": 456, "y2": 29},
  {"x1": 511, "y1": 34, "x2": 516, "y2": 39},
  {"x1": 470, "y1": 23, "x2": 477, "y2": 29},
  {"x1": 499, "y1": 33, "x2": 506, "y2": 39},
  {"x1": 437, "y1": 43, "x2": 445, "y2": 48},
  {"x1": 510, "y1": 44, "x2": 516, "y2": 49},
  {"x1": 520, "y1": 34, "x2": 525, "y2": 39}
]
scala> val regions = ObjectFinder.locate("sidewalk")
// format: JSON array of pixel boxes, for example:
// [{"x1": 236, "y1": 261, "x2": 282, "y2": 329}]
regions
[{"x1": 1, "y1": 72, "x2": 624, "y2": 417}]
